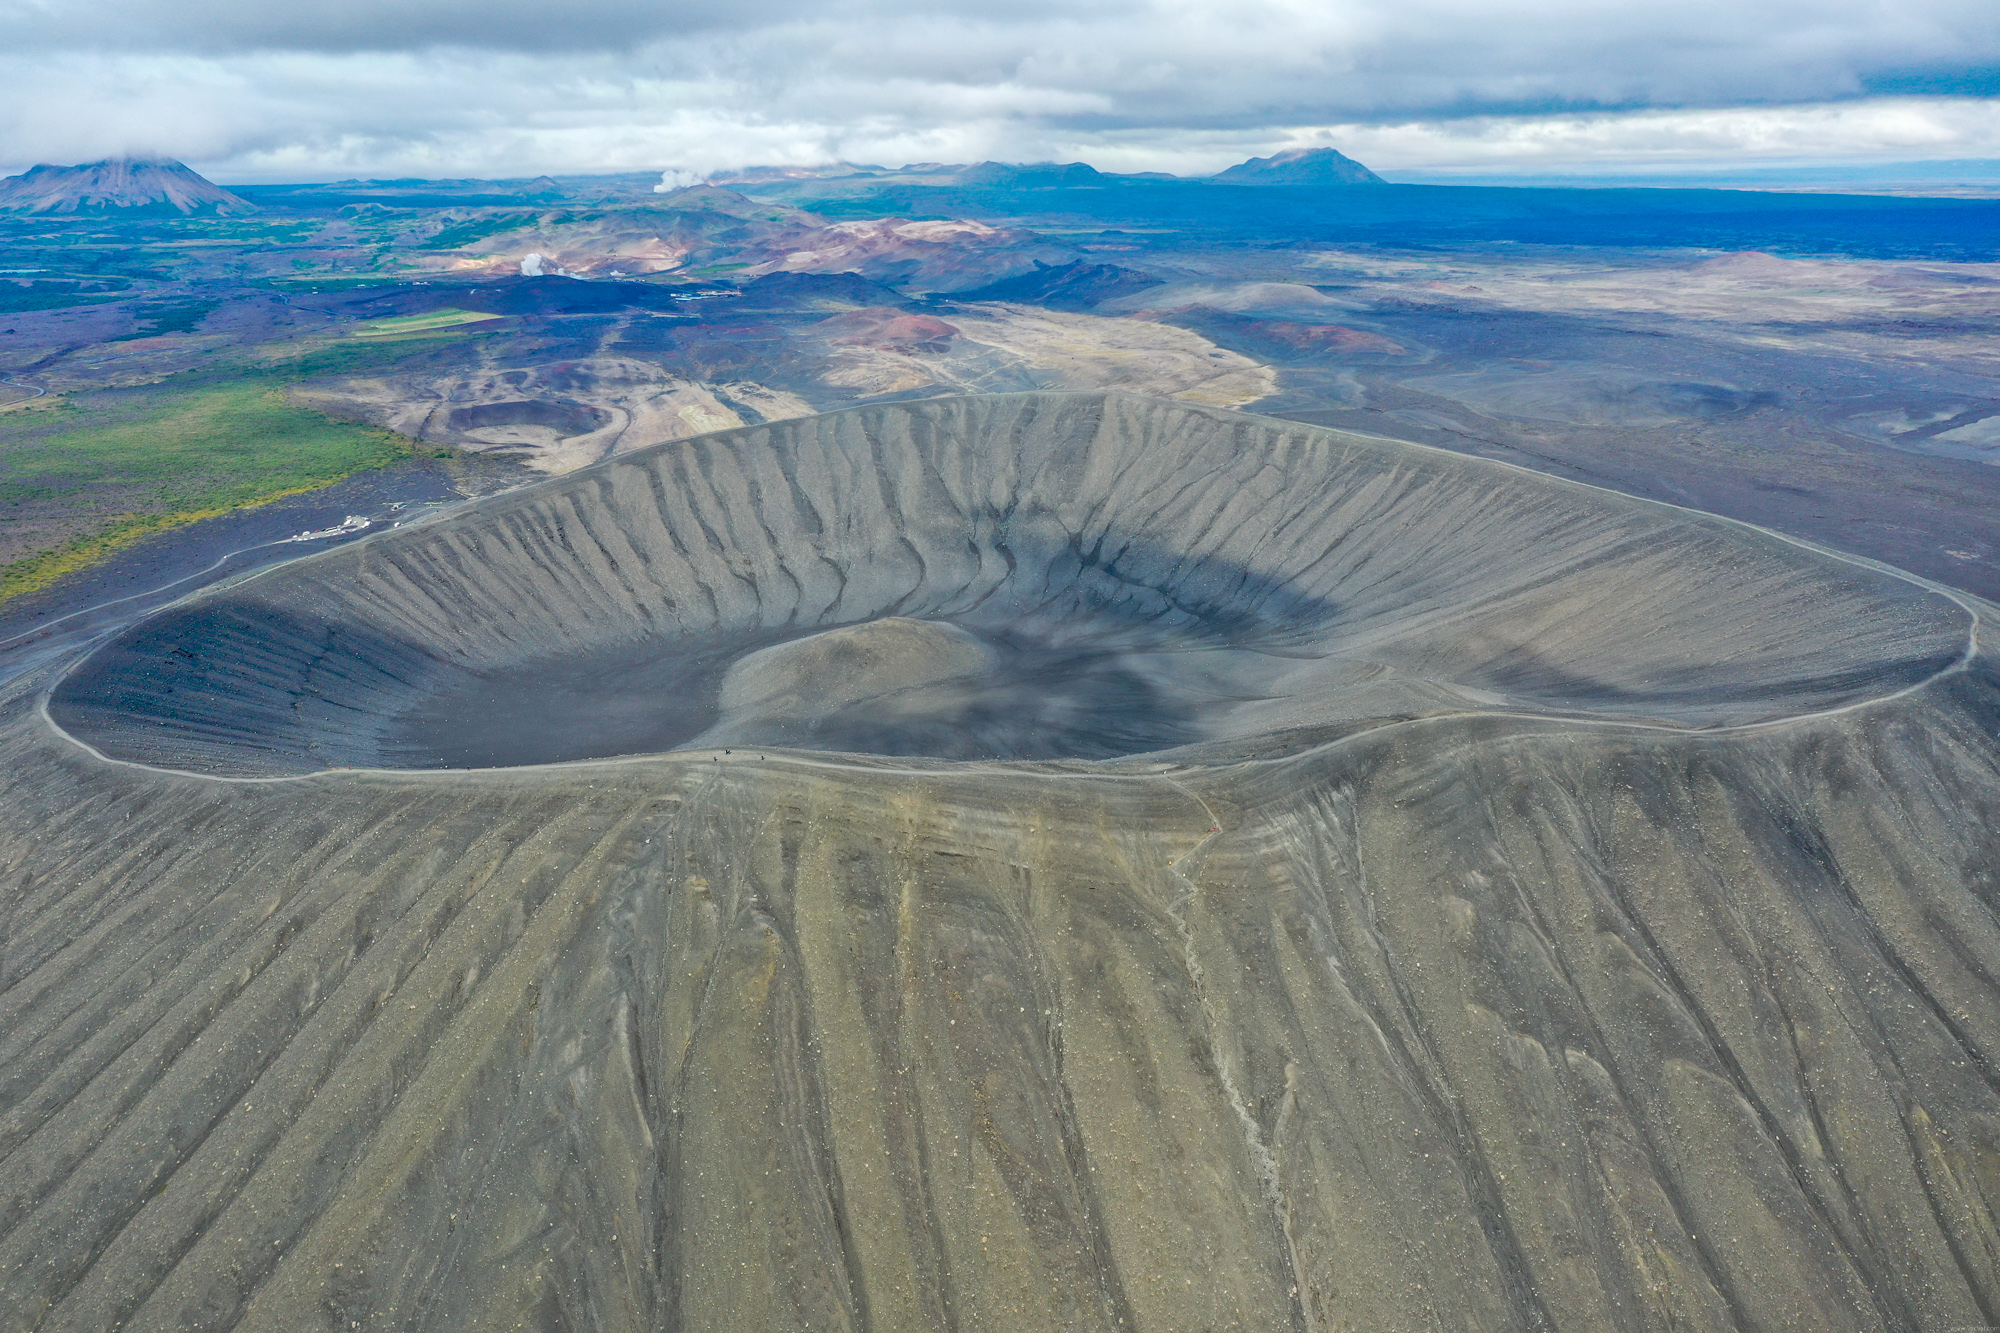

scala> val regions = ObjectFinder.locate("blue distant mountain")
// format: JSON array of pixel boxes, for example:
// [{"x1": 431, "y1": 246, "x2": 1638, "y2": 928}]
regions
[
  {"x1": 1214, "y1": 147, "x2": 1386, "y2": 185},
  {"x1": 953, "y1": 161, "x2": 1108, "y2": 188}
]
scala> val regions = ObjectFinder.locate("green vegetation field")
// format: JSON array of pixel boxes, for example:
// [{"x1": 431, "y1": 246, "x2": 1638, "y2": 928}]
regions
[
  {"x1": 0, "y1": 377, "x2": 422, "y2": 602},
  {"x1": 425, "y1": 214, "x2": 536, "y2": 250},
  {"x1": 352, "y1": 308, "x2": 502, "y2": 337},
  {"x1": 0, "y1": 281, "x2": 130, "y2": 315}
]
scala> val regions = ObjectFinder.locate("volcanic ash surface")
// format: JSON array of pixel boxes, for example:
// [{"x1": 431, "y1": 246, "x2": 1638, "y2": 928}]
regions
[{"x1": 5, "y1": 392, "x2": 1999, "y2": 1332}]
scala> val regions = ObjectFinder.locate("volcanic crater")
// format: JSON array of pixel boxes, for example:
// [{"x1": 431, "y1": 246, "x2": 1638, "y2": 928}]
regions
[
  {"x1": 48, "y1": 392, "x2": 1967, "y2": 776},
  {"x1": 8, "y1": 393, "x2": 1999, "y2": 1332}
]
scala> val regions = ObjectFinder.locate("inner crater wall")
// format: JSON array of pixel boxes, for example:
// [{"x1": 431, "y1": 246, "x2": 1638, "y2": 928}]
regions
[{"x1": 49, "y1": 392, "x2": 1968, "y2": 774}]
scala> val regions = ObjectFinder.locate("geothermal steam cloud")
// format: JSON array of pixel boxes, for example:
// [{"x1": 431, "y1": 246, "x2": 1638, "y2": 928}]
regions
[{"x1": 5, "y1": 392, "x2": 1998, "y2": 1331}]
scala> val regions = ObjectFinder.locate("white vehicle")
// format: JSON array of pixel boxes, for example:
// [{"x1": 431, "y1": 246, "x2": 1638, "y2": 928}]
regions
[{"x1": 285, "y1": 515, "x2": 372, "y2": 543}]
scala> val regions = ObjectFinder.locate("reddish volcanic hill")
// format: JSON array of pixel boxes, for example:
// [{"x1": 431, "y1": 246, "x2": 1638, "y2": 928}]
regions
[
  {"x1": 1225, "y1": 315, "x2": 1405, "y2": 355},
  {"x1": 1144, "y1": 304, "x2": 1412, "y2": 360},
  {"x1": 810, "y1": 306, "x2": 960, "y2": 352},
  {"x1": 0, "y1": 157, "x2": 255, "y2": 215}
]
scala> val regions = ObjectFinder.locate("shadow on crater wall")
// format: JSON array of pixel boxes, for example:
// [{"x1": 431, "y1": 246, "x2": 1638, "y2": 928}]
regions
[{"x1": 442, "y1": 399, "x2": 612, "y2": 437}]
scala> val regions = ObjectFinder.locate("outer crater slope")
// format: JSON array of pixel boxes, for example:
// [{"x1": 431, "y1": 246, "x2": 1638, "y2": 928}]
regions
[{"x1": 3, "y1": 392, "x2": 1999, "y2": 1332}]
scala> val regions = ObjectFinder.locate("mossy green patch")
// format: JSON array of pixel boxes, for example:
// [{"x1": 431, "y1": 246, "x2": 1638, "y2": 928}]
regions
[
  {"x1": 0, "y1": 378, "x2": 431, "y2": 603},
  {"x1": 0, "y1": 286, "x2": 127, "y2": 315},
  {"x1": 108, "y1": 300, "x2": 221, "y2": 340},
  {"x1": 352, "y1": 308, "x2": 504, "y2": 337},
  {"x1": 426, "y1": 215, "x2": 538, "y2": 250}
]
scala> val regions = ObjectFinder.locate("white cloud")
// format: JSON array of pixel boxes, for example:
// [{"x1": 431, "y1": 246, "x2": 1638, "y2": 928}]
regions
[
  {"x1": 0, "y1": 0, "x2": 1994, "y2": 178},
  {"x1": 1291, "y1": 98, "x2": 2000, "y2": 174}
]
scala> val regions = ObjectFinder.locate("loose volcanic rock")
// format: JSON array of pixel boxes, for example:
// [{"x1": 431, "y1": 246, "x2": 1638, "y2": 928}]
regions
[{"x1": 3, "y1": 391, "x2": 1998, "y2": 1331}]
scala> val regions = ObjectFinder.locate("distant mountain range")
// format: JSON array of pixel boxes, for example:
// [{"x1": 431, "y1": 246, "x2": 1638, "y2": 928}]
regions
[
  {"x1": 0, "y1": 147, "x2": 1385, "y2": 221},
  {"x1": 894, "y1": 151, "x2": 1381, "y2": 187},
  {"x1": 714, "y1": 151, "x2": 1382, "y2": 190},
  {"x1": 0, "y1": 157, "x2": 255, "y2": 215},
  {"x1": 1213, "y1": 147, "x2": 1386, "y2": 186}
]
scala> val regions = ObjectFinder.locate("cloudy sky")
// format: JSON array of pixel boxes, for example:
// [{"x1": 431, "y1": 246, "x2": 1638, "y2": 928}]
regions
[{"x1": 0, "y1": 0, "x2": 1995, "y2": 181}]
